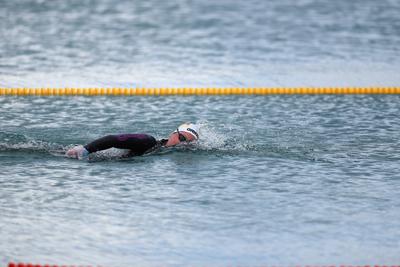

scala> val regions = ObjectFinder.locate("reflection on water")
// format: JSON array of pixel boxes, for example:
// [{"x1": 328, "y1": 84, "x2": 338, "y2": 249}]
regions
[
  {"x1": 0, "y1": 0, "x2": 399, "y2": 87},
  {"x1": 1, "y1": 95, "x2": 400, "y2": 265},
  {"x1": 1, "y1": 0, "x2": 400, "y2": 265}
]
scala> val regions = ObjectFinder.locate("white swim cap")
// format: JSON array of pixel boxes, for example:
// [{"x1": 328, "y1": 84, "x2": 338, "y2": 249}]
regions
[{"x1": 174, "y1": 123, "x2": 199, "y2": 140}]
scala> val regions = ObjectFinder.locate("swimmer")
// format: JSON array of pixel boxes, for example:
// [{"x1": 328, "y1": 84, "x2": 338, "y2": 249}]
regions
[{"x1": 66, "y1": 123, "x2": 199, "y2": 159}]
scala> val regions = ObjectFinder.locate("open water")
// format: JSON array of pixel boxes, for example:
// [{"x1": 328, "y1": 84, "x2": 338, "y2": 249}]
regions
[
  {"x1": 1, "y1": 0, "x2": 400, "y2": 266},
  {"x1": 1, "y1": 0, "x2": 400, "y2": 87}
]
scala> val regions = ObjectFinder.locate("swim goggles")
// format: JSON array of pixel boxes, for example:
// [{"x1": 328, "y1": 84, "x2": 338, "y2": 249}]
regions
[{"x1": 176, "y1": 129, "x2": 187, "y2": 142}]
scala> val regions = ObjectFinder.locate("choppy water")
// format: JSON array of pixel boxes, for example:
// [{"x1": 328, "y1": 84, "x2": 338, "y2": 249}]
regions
[
  {"x1": 1, "y1": 0, "x2": 400, "y2": 266},
  {"x1": 1, "y1": 96, "x2": 400, "y2": 265},
  {"x1": 1, "y1": 0, "x2": 400, "y2": 87}
]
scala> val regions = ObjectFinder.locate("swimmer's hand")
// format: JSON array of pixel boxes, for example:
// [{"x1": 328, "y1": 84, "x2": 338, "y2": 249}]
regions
[{"x1": 66, "y1": 145, "x2": 89, "y2": 160}]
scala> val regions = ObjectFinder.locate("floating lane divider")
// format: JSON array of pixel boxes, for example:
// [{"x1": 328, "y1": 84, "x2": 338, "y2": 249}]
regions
[{"x1": 1, "y1": 87, "x2": 400, "y2": 96}]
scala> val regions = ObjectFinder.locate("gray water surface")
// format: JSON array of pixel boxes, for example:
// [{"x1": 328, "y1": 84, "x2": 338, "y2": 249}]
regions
[
  {"x1": 1, "y1": 0, "x2": 400, "y2": 87},
  {"x1": 1, "y1": 95, "x2": 400, "y2": 265},
  {"x1": 1, "y1": 0, "x2": 400, "y2": 265}
]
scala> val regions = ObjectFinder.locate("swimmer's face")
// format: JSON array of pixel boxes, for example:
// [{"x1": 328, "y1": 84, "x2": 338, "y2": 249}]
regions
[{"x1": 165, "y1": 131, "x2": 197, "y2": 147}]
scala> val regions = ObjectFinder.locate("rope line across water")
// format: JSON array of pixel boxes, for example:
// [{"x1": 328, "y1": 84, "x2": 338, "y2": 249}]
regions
[{"x1": 1, "y1": 87, "x2": 400, "y2": 96}]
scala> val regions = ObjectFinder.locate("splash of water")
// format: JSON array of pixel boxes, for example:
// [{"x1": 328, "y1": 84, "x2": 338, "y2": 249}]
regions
[
  {"x1": 195, "y1": 121, "x2": 230, "y2": 150},
  {"x1": 0, "y1": 124, "x2": 320, "y2": 162},
  {"x1": 193, "y1": 121, "x2": 322, "y2": 162},
  {"x1": 0, "y1": 131, "x2": 65, "y2": 156}
]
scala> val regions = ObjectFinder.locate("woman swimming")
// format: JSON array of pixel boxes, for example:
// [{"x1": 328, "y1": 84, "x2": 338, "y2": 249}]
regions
[{"x1": 66, "y1": 123, "x2": 199, "y2": 159}]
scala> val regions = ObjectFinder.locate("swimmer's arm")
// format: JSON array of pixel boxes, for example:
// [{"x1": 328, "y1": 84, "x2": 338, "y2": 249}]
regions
[
  {"x1": 84, "y1": 135, "x2": 129, "y2": 153},
  {"x1": 66, "y1": 135, "x2": 132, "y2": 159}
]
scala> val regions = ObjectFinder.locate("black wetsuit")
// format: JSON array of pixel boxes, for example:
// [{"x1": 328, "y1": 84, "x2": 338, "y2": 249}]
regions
[{"x1": 84, "y1": 134, "x2": 166, "y2": 156}]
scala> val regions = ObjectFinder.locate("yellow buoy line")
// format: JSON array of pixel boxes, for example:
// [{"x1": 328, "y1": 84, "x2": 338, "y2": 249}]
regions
[{"x1": 0, "y1": 87, "x2": 400, "y2": 96}]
